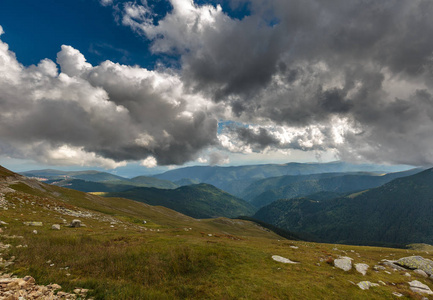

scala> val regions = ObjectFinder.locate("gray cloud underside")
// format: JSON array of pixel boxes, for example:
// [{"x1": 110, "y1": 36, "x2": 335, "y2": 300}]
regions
[
  {"x1": 122, "y1": 0, "x2": 433, "y2": 165},
  {"x1": 0, "y1": 41, "x2": 217, "y2": 167}
]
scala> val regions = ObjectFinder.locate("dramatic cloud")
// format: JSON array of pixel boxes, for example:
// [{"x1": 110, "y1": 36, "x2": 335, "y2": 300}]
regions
[
  {"x1": 0, "y1": 33, "x2": 217, "y2": 167},
  {"x1": 117, "y1": 0, "x2": 433, "y2": 166},
  {"x1": 2, "y1": 0, "x2": 433, "y2": 168}
]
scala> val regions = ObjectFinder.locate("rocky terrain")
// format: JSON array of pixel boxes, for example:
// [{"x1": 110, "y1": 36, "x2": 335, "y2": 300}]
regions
[{"x1": 2, "y1": 164, "x2": 433, "y2": 299}]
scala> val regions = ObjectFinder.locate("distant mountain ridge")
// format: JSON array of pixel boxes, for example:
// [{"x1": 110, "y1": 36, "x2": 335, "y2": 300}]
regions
[
  {"x1": 152, "y1": 161, "x2": 411, "y2": 196},
  {"x1": 20, "y1": 169, "x2": 179, "y2": 191},
  {"x1": 254, "y1": 168, "x2": 433, "y2": 245},
  {"x1": 244, "y1": 168, "x2": 423, "y2": 208}
]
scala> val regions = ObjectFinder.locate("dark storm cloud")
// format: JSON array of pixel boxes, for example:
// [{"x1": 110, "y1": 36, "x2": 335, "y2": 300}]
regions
[
  {"x1": 122, "y1": 0, "x2": 433, "y2": 165},
  {"x1": 234, "y1": 127, "x2": 280, "y2": 150}
]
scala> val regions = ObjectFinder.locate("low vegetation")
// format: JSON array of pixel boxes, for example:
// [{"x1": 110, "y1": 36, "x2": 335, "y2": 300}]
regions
[{"x1": 2, "y1": 165, "x2": 433, "y2": 299}]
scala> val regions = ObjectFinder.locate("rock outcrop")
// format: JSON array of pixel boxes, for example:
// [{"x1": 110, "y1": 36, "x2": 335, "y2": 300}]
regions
[
  {"x1": 396, "y1": 256, "x2": 433, "y2": 276},
  {"x1": 408, "y1": 280, "x2": 433, "y2": 295},
  {"x1": 0, "y1": 273, "x2": 90, "y2": 299}
]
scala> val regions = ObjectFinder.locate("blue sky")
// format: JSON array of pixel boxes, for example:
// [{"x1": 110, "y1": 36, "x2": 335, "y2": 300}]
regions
[
  {"x1": 1, "y1": 0, "x2": 433, "y2": 175},
  {"x1": 0, "y1": 0, "x2": 155, "y2": 68}
]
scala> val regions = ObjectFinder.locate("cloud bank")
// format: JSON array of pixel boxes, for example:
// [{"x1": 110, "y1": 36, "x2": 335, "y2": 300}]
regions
[
  {"x1": 0, "y1": 32, "x2": 217, "y2": 168},
  {"x1": 118, "y1": 0, "x2": 433, "y2": 166}
]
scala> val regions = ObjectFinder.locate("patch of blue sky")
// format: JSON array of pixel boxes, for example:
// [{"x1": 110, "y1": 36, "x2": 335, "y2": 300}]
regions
[
  {"x1": 217, "y1": 120, "x2": 248, "y2": 134},
  {"x1": 0, "y1": 0, "x2": 157, "y2": 68},
  {"x1": 194, "y1": 0, "x2": 252, "y2": 20}
]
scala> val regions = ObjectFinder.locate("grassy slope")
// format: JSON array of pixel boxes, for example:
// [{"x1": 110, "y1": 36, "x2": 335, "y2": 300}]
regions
[
  {"x1": 0, "y1": 168, "x2": 431, "y2": 299},
  {"x1": 107, "y1": 183, "x2": 256, "y2": 219}
]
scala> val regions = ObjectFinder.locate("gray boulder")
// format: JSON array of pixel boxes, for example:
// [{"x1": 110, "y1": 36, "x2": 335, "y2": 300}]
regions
[
  {"x1": 414, "y1": 269, "x2": 429, "y2": 278},
  {"x1": 381, "y1": 259, "x2": 407, "y2": 271},
  {"x1": 408, "y1": 280, "x2": 433, "y2": 295},
  {"x1": 355, "y1": 263, "x2": 369, "y2": 275},
  {"x1": 357, "y1": 281, "x2": 379, "y2": 290},
  {"x1": 396, "y1": 256, "x2": 433, "y2": 276},
  {"x1": 70, "y1": 219, "x2": 81, "y2": 228},
  {"x1": 334, "y1": 257, "x2": 352, "y2": 271}
]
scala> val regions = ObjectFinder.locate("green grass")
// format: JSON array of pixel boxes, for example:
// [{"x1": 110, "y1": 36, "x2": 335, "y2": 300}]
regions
[{"x1": 1, "y1": 176, "x2": 433, "y2": 299}]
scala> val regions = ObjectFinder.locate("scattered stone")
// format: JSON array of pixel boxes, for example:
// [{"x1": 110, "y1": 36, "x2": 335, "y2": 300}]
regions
[
  {"x1": 334, "y1": 257, "x2": 352, "y2": 271},
  {"x1": 381, "y1": 259, "x2": 407, "y2": 271},
  {"x1": 70, "y1": 219, "x2": 81, "y2": 228},
  {"x1": 392, "y1": 292, "x2": 404, "y2": 297},
  {"x1": 48, "y1": 283, "x2": 61, "y2": 290},
  {"x1": 396, "y1": 256, "x2": 433, "y2": 276},
  {"x1": 290, "y1": 246, "x2": 299, "y2": 249},
  {"x1": 379, "y1": 280, "x2": 386, "y2": 286},
  {"x1": 404, "y1": 272, "x2": 411, "y2": 277},
  {"x1": 51, "y1": 224, "x2": 61, "y2": 230},
  {"x1": 272, "y1": 255, "x2": 300, "y2": 264},
  {"x1": 355, "y1": 263, "x2": 369, "y2": 276},
  {"x1": 414, "y1": 269, "x2": 429, "y2": 278},
  {"x1": 408, "y1": 280, "x2": 433, "y2": 295},
  {"x1": 357, "y1": 281, "x2": 379, "y2": 290},
  {"x1": 374, "y1": 265, "x2": 386, "y2": 271},
  {"x1": 32, "y1": 230, "x2": 37, "y2": 234},
  {"x1": 23, "y1": 221, "x2": 42, "y2": 226},
  {"x1": 0, "y1": 220, "x2": 8, "y2": 225}
]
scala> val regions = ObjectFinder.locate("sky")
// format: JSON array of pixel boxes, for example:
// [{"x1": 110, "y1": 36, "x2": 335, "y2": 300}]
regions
[{"x1": 1, "y1": 0, "x2": 433, "y2": 175}]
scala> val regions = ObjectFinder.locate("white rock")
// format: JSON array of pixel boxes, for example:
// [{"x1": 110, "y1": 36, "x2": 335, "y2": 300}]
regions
[
  {"x1": 290, "y1": 246, "x2": 299, "y2": 249},
  {"x1": 32, "y1": 230, "x2": 37, "y2": 234},
  {"x1": 392, "y1": 292, "x2": 404, "y2": 297},
  {"x1": 51, "y1": 224, "x2": 61, "y2": 230},
  {"x1": 409, "y1": 280, "x2": 433, "y2": 295},
  {"x1": 414, "y1": 269, "x2": 429, "y2": 278},
  {"x1": 272, "y1": 255, "x2": 300, "y2": 264},
  {"x1": 355, "y1": 263, "x2": 369, "y2": 275},
  {"x1": 357, "y1": 281, "x2": 379, "y2": 290},
  {"x1": 334, "y1": 257, "x2": 352, "y2": 271}
]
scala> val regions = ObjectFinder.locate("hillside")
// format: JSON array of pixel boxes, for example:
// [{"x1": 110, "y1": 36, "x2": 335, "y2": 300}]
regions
[
  {"x1": 245, "y1": 169, "x2": 423, "y2": 208},
  {"x1": 107, "y1": 183, "x2": 256, "y2": 219},
  {"x1": 129, "y1": 175, "x2": 178, "y2": 189},
  {"x1": 1, "y1": 165, "x2": 433, "y2": 299},
  {"x1": 21, "y1": 169, "x2": 179, "y2": 191},
  {"x1": 51, "y1": 179, "x2": 137, "y2": 193},
  {"x1": 153, "y1": 162, "x2": 410, "y2": 196},
  {"x1": 254, "y1": 168, "x2": 433, "y2": 245},
  {"x1": 21, "y1": 169, "x2": 127, "y2": 183}
]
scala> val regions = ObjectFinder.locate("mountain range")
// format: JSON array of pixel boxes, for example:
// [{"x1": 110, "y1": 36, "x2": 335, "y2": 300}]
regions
[{"x1": 254, "y1": 168, "x2": 433, "y2": 246}]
